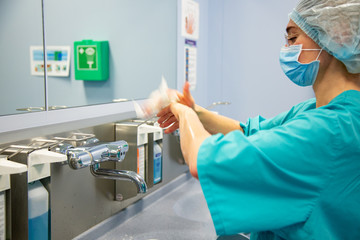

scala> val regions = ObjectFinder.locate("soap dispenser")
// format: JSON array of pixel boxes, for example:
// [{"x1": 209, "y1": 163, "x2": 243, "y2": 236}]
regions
[
  {"x1": 153, "y1": 141, "x2": 162, "y2": 184},
  {"x1": 0, "y1": 155, "x2": 28, "y2": 240}
]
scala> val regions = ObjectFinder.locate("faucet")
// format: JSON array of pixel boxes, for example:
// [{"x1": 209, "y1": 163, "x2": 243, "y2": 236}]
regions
[
  {"x1": 90, "y1": 166, "x2": 147, "y2": 193},
  {"x1": 66, "y1": 140, "x2": 147, "y2": 194}
]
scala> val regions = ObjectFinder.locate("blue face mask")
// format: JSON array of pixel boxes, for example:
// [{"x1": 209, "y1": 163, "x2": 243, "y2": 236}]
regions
[{"x1": 279, "y1": 44, "x2": 322, "y2": 87}]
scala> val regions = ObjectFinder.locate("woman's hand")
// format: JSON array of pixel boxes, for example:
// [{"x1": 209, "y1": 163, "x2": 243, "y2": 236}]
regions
[
  {"x1": 157, "y1": 105, "x2": 179, "y2": 134},
  {"x1": 178, "y1": 81, "x2": 195, "y2": 110},
  {"x1": 166, "y1": 102, "x2": 210, "y2": 178},
  {"x1": 157, "y1": 82, "x2": 195, "y2": 134}
]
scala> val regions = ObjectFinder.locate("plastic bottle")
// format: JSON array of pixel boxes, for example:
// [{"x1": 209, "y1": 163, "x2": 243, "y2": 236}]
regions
[
  {"x1": 28, "y1": 181, "x2": 49, "y2": 240},
  {"x1": 153, "y1": 142, "x2": 162, "y2": 184}
]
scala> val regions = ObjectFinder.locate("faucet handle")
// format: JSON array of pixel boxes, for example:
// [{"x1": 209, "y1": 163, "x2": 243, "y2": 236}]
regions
[
  {"x1": 67, "y1": 140, "x2": 129, "y2": 169},
  {"x1": 54, "y1": 142, "x2": 73, "y2": 154},
  {"x1": 103, "y1": 140, "x2": 129, "y2": 162}
]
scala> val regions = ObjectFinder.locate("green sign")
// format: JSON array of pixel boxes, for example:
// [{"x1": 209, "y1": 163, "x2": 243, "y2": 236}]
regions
[
  {"x1": 74, "y1": 40, "x2": 109, "y2": 81},
  {"x1": 77, "y1": 45, "x2": 98, "y2": 70}
]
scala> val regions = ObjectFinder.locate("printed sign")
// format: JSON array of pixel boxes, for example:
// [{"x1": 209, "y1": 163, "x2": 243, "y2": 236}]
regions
[
  {"x1": 30, "y1": 46, "x2": 71, "y2": 77},
  {"x1": 181, "y1": 0, "x2": 200, "y2": 40},
  {"x1": 77, "y1": 45, "x2": 98, "y2": 70},
  {"x1": 185, "y1": 39, "x2": 197, "y2": 90}
]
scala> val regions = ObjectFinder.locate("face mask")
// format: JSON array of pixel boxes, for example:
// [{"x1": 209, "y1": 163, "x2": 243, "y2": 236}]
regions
[{"x1": 279, "y1": 44, "x2": 322, "y2": 87}]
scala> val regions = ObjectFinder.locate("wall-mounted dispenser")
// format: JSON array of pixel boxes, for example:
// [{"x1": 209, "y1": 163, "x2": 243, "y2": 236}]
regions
[
  {"x1": 74, "y1": 40, "x2": 109, "y2": 81},
  {"x1": 0, "y1": 136, "x2": 93, "y2": 240},
  {"x1": 0, "y1": 156, "x2": 28, "y2": 192},
  {"x1": 115, "y1": 121, "x2": 163, "y2": 201},
  {"x1": 0, "y1": 191, "x2": 4, "y2": 240},
  {"x1": 26, "y1": 150, "x2": 66, "y2": 240},
  {"x1": 27, "y1": 149, "x2": 67, "y2": 183},
  {"x1": 0, "y1": 155, "x2": 28, "y2": 240},
  {"x1": 145, "y1": 124, "x2": 163, "y2": 185}
]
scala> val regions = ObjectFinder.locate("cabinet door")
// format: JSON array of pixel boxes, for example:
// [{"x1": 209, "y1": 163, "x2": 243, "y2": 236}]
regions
[
  {"x1": 0, "y1": 0, "x2": 45, "y2": 116},
  {"x1": 44, "y1": 0, "x2": 177, "y2": 109}
]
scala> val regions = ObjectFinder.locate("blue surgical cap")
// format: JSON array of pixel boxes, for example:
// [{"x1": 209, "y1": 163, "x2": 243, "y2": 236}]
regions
[{"x1": 289, "y1": 0, "x2": 360, "y2": 74}]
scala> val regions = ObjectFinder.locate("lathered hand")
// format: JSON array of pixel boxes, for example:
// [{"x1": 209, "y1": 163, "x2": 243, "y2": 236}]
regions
[{"x1": 157, "y1": 82, "x2": 195, "y2": 134}]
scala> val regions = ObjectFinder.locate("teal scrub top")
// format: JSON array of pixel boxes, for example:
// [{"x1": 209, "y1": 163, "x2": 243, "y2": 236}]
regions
[{"x1": 197, "y1": 90, "x2": 360, "y2": 240}]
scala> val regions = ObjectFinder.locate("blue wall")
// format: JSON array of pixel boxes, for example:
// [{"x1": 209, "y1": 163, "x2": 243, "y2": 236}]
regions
[
  {"x1": 0, "y1": 0, "x2": 178, "y2": 116},
  {"x1": 0, "y1": 0, "x2": 45, "y2": 116},
  {"x1": 179, "y1": 0, "x2": 314, "y2": 123},
  {"x1": 45, "y1": 0, "x2": 177, "y2": 108}
]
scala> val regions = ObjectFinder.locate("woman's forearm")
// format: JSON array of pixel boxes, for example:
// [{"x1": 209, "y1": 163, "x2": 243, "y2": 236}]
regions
[
  {"x1": 194, "y1": 105, "x2": 244, "y2": 135},
  {"x1": 177, "y1": 107, "x2": 211, "y2": 178}
]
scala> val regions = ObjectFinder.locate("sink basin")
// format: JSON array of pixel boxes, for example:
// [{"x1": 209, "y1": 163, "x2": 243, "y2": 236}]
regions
[
  {"x1": 93, "y1": 176, "x2": 217, "y2": 240},
  {"x1": 173, "y1": 183, "x2": 211, "y2": 223},
  {"x1": 76, "y1": 173, "x2": 250, "y2": 240}
]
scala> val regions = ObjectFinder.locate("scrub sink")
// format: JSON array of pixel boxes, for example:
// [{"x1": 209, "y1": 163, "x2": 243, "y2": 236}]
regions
[{"x1": 75, "y1": 173, "x2": 249, "y2": 240}]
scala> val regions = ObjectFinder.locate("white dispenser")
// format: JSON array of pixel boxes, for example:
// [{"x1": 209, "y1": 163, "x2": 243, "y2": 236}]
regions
[
  {"x1": 26, "y1": 149, "x2": 66, "y2": 240},
  {"x1": 139, "y1": 124, "x2": 163, "y2": 186},
  {"x1": 0, "y1": 156, "x2": 28, "y2": 192},
  {"x1": 115, "y1": 121, "x2": 150, "y2": 200},
  {"x1": 138, "y1": 124, "x2": 163, "y2": 185},
  {"x1": 0, "y1": 155, "x2": 28, "y2": 240},
  {"x1": 27, "y1": 149, "x2": 67, "y2": 182},
  {"x1": 28, "y1": 181, "x2": 49, "y2": 240},
  {"x1": 115, "y1": 121, "x2": 163, "y2": 200},
  {"x1": 0, "y1": 192, "x2": 5, "y2": 240}
]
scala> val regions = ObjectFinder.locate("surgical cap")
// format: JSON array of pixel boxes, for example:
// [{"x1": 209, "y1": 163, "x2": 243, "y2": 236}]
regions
[{"x1": 289, "y1": 0, "x2": 360, "y2": 74}]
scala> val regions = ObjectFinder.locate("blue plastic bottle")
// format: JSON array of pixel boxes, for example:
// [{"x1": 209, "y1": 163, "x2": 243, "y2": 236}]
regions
[
  {"x1": 28, "y1": 181, "x2": 49, "y2": 240},
  {"x1": 153, "y1": 142, "x2": 162, "y2": 184}
]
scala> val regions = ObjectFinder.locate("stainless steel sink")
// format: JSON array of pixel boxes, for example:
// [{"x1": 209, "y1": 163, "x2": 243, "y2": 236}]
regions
[
  {"x1": 75, "y1": 173, "x2": 250, "y2": 240},
  {"x1": 173, "y1": 185, "x2": 211, "y2": 223}
]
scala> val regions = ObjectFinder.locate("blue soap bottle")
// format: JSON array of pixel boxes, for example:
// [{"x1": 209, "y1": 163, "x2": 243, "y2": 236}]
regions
[
  {"x1": 153, "y1": 142, "x2": 162, "y2": 184},
  {"x1": 28, "y1": 181, "x2": 49, "y2": 240}
]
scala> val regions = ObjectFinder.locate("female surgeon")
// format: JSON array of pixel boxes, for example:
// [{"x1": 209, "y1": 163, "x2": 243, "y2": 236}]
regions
[{"x1": 157, "y1": 0, "x2": 360, "y2": 239}]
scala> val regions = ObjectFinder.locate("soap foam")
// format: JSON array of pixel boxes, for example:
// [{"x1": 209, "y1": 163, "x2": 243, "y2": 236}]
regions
[{"x1": 134, "y1": 76, "x2": 178, "y2": 119}]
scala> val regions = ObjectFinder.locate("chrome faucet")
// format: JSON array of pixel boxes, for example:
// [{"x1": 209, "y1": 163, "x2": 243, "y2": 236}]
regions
[
  {"x1": 90, "y1": 166, "x2": 147, "y2": 193},
  {"x1": 66, "y1": 140, "x2": 147, "y2": 194}
]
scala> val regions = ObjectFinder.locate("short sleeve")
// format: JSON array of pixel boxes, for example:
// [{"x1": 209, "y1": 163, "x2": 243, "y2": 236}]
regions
[{"x1": 197, "y1": 112, "x2": 337, "y2": 236}]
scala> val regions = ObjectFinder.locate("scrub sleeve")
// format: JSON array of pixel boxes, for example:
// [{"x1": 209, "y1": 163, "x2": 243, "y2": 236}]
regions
[{"x1": 197, "y1": 99, "x2": 339, "y2": 236}]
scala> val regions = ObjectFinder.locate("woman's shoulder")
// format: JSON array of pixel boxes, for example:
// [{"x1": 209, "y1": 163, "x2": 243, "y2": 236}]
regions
[{"x1": 312, "y1": 90, "x2": 360, "y2": 119}]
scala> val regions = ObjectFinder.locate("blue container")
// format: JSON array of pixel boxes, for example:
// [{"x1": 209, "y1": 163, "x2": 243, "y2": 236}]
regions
[
  {"x1": 153, "y1": 142, "x2": 162, "y2": 184},
  {"x1": 28, "y1": 181, "x2": 49, "y2": 240}
]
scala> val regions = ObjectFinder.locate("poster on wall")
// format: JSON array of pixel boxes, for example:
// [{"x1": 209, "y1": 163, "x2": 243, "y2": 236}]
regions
[
  {"x1": 30, "y1": 46, "x2": 71, "y2": 77},
  {"x1": 181, "y1": 0, "x2": 199, "y2": 40},
  {"x1": 184, "y1": 39, "x2": 197, "y2": 90}
]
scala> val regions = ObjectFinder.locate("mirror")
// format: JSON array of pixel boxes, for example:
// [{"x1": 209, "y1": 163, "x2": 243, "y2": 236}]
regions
[
  {"x1": 0, "y1": 0, "x2": 45, "y2": 116},
  {"x1": 44, "y1": 0, "x2": 177, "y2": 109}
]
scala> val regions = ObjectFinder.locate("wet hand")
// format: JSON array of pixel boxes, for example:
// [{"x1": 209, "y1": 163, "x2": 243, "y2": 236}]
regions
[
  {"x1": 177, "y1": 82, "x2": 195, "y2": 109},
  {"x1": 157, "y1": 105, "x2": 179, "y2": 134},
  {"x1": 157, "y1": 82, "x2": 195, "y2": 134}
]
